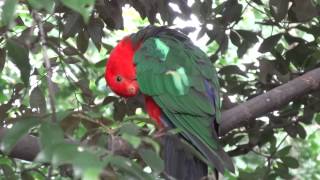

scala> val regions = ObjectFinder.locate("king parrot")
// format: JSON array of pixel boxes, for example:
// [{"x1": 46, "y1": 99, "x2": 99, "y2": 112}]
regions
[{"x1": 105, "y1": 26, "x2": 234, "y2": 177}]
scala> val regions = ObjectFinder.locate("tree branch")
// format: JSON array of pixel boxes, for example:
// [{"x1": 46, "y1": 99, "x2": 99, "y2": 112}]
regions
[
  {"x1": 33, "y1": 12, "x2": 57, "y2": 122},
  {"x1": 219, "y1": 67, "x2": 320, "y2": 135},
  {"x1": 1, "y1": 67, "x2": 320, "y2": 162}
]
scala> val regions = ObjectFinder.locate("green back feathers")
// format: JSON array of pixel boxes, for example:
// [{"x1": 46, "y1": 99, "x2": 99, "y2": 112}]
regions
[
  {"x1": 134, "y1": 36, "x2": 219, "y2": 116},
  {"x1": 133, "y1": 35, "x2": 233, "y2": 173}
]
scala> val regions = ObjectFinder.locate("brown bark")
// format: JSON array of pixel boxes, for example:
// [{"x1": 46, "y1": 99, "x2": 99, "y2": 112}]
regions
[
  {"x1": 0, "y1": 67, "x2": 320, "y2": 162},
  {"x1": 219, "y1": 67, "x2": 320, "y2": 135}
]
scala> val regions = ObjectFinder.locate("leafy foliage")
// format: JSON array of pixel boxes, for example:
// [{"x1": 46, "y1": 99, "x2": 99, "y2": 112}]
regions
[{"x1": 0, "y1": 0, "x2": 320, "y2": 179}]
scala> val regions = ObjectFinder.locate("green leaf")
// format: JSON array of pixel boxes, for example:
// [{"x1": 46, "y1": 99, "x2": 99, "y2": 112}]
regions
[
  {"x1": 238, "y1": 170, "x2": 255, "y2": 179},
  {"x1": 269, "y1": 0, "x2": 289, "y2": 22},
  {"x1": 63, "y1": 12, "x2": 82, "y2": 39},
  {"x1": 266, "y1": 173, "x2": 277, "y2": 180},
  {"x1": 73, "y1": 151, "x2": 103, "y2": 178},
  {"x1": 87, "y1": 18, "x2": 104, "y2": 50},
  {"x1": 258, "y1": 33, "x2": 282, "y2": 53},
  {"x1": 228, "y1": 135, "x2": 245, "y2": 146},
  {"x1": 276, "y1": 145, "x2": 292, "y2": 157},
  {"x1": 27, "y1": 170, "x2": 45, "y2": 179},
  {"x1": 253, "y1": 166, "x2": 267, "y2": 177},
  {"x1": 118, "y1": 122, "x2": 140, "y2": 136},
  {"x1": 315, "y1": 113, "x2": 320, "y2": 124},
  {"x1": 83, "y1": 168, "x2": 102, "y2": 180},
  {"x1": 0, "y1": 156, "x2": 13, "y2": 166},
  {"x1": 221, "y1": 0, "x2": 243, "y2": 23},
  {"x1": 60, "y1": 0, "x2": 96, "y2": 23},
  {"x1": 275, "y1": 162, "x2": 291, "y2": 179},
  {"x1": 219, "y1": 65, "x2": 247, "y2": 77},
  {"x1": 95, "y1": 0, "x2": 123, "y2": 29},
  {"x1": 30, "y1": 87, "x2": 47, "y2": 114},
  {"x1": 235, "y1": 30, "x2": 259, "y2": 57},
  {"x1": 56, "y1": 110, "x2": 73, "y2": 122},
  {"x1": 28, "y1": 0, "x2": 55, "y2": 13},
  {"x1": 138, "y1": 148, "x2": 164, "y2": 173},
  {"x1": 49, "y1": 142, "x2": 103, "y2": 179},
  {"x1": 229, "y1": 30, "x2": 241, "y2": 47},
  {"x1": 0, "y1": 48, "x2": 6, "y2": 73},
  {"x1": 95, "y1": 59, "x2": 107, "y2": 68},
  {"x1": 1, "y1": 117, "x2": 40, "y2": 153},
  {"x1": 291, "y1": 0, "x2": 317, "y2": 22},
  {"x1": 43, "y1": 22, "x2": 55, "y2": 33},
  {"x1": 38, "y1": 126, "x2": 104, "y2": 179},
  {"x1": 122, "y1": 134, "x2": 141, "y2": 149},
  {"x1": 63, "y1": 46, "x2": 78, "y2": 56},
  {"x1": 285, "y1": 43, "x2": 314, "y2": 69},
  {"x1": 281, "y1": 156, "x2": 299, "y2": 169},
  {"x1": 6, "y1": 39, "x2": 31, "y2": 85},
  {"x1": 1, "y1": 0, "x2": 18, "y2": 26},
  {"x1": 0, "y1": 164, "x2": 17, "y2": 180},
  {"x1": 102, "y1": 43, "x2": 114, "y2": 52},
  {"x1": 105, "y1": 155, "x2": 153, "y2": 180},
  {"x1": 252, "y1": 0, "x2": 263, "y2": 5},
  {"x1": 77, "y1": 30, "x2": 89, "y2": 53},
  {"x1": 21, "y1": 171, "x2": 34, "y2": 180},
  {"x1": 37, "y1": 121, "x2": 64, "y2": 161},
  {"x1": 39, "y1": 122, "x2": 64, "y2": 148},
  {"x1": 142, "y1": 137, "x2": 161, "y2": 154},
  {"x1": 50, "y1": 143, "x2": 78, "y2": 165},
  {"x1": 236, "y1": 30, "x2": 259, "y2": 43},
  {"x1": 296, "y1": 123, "x2": 307, "y2": 139}
]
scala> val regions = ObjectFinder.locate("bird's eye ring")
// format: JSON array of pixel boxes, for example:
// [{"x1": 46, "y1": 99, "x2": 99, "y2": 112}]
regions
[{"x1": 116, "y1": 75, "x2": 122, "y2": 82}]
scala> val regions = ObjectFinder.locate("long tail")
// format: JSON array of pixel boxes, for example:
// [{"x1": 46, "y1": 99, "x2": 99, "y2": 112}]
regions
[{"x1": 163, "y1": 135, "x2": 209, "y2": 180}]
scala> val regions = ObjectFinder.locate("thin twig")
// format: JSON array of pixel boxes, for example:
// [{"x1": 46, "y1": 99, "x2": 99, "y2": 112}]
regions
[
  {"x1": 227, "y1": 0, "x2": 251, "y2": 30},
  {"x1": 45, "y1": 40, "x2": 83, "y2": 108},
  {"x1": 251, "y1": 149, "x2": 269, "y2": 158},
  {"x1": 33, "y1": 12, "x2": 57, "y2": 122},
  {"x1": 47, "y1": 165, "x2": 53, "y2": 180},
  {"x1": 244, "y1": 0, "x2": 266, "y2": 15},
  {"x1": 275, "y1": 134, "x2": 288, "y2": 151}
]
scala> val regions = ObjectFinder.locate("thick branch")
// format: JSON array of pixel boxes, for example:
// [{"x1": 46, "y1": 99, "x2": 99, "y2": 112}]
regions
[
  {"x1": 219, "y1": 67, "x2": 320, "y2": 135},
  {"x1": 1, "y1": 67, "x2": 320, "y2": 161}
]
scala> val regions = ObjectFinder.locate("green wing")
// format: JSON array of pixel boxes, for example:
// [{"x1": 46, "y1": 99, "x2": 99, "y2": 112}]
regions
[{"x1": 134, "y1": 36, "x2": 234, "y2": 173}]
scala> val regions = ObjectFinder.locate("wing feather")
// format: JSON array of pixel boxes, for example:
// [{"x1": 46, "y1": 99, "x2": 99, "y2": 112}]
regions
[{"x1": 134, "y1": 35, "x2": 233, "y2": 173}]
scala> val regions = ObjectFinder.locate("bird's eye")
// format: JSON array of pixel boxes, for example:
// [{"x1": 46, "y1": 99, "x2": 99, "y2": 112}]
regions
[{"x1": 116, "y1": 75, "x2": 122, "y2": 82}]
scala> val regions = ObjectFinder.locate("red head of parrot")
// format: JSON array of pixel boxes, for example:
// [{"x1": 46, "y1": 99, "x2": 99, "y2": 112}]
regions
[
  {"x1": 105, "y1": 36, "x2": 163, "y2": 127},
  {"x1": 105, "y1": 36, "x2": 140, "y2": 97}
]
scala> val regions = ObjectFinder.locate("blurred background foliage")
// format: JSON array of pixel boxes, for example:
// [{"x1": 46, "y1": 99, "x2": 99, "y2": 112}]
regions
[{"x1": 0, "y1": 0, "x2": 320, "y2": 179}]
